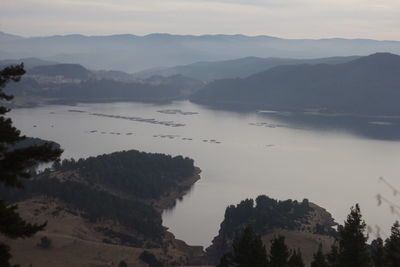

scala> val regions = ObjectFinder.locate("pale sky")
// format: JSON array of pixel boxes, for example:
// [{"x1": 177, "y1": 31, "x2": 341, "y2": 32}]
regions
[{"x1": 1, "y1": 0, "x2": 400, "y2": 40}]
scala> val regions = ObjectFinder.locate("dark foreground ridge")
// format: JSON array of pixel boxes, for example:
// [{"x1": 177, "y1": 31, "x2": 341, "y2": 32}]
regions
[
  {"x1": 206, "y1": 196, "x2": 337, "y2": 266},
  {"x1": 0, "y1": 149, "x2": 203, "y2": 266}
]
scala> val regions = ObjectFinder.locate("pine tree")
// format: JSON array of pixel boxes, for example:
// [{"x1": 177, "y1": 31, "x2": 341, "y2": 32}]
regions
[
  {"x1": 269, "y1": 235, "x2": 290, "y2": 267},
  {"x1": 231, "y1": 226, "x2": 268, "y2": 267},
  {"x1": 0, "y1": 64, "x2": 63, "y2": 266},
  {"x1": 370, "y1": 237, "x2": 385, "y2": 267},
  {"x1": 216, "y1": 253, "x2": 232, "y2": 267},
  {"x1": 288, "y1": 249, "x2": 305, "y2": 267},
  {"x1": 384, "y1": 221, "x2": 400, "y2": 267},
  {"x1": 311, "y1": 244, "x2": 328, "y2": 267},
  {"x1": 337, "y1": 204, "x2": 371, "y2": 267},
  {"x1": 326, "y1": 243, "x2": 340, "y2": 267}
]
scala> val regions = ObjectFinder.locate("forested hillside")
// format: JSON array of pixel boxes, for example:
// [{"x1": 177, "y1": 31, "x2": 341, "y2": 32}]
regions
[
  {"x1": 206, "y1": 195, "x2": 336, "y2": 264},
  {"x1": 133, "y1": 56, "x2": 359, "y2": 82},
  {"x1": 0, "y1": 149, "x2": 198, "y2": 245},
  {"x1": 191, "y1": 53, "x2": 400, "y2": 115},
  {"x1": 4, "y1": 63, "x2": 204, "y2": 105}
]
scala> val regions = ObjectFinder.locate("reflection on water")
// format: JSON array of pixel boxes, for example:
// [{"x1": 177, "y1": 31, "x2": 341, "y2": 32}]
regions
[
  {"x1": 163, "y1": 181, "x2": 198, "y2": 214},
  {"x1": 8, "y1": 100, "x2": 400, "y2": 248},
  {"x1": 259, "y1": 111, "x2": 400, "y2": 141}
]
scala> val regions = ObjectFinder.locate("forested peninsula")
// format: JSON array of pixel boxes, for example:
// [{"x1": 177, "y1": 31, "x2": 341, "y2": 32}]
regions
[{"x1": 0, "y1": 149, "x2": 203, "y2": 266}]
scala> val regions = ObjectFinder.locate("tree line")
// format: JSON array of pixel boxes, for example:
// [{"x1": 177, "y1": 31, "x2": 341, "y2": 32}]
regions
[
  {"x1": 216, "y1": 204, "x2": 400, "y2": 267},
  {"x1": 221, "y1": 196, "x2": 313, "y2": 236},
  {"x1": 0, "y1": 176, "x2": 164, "y2": 241},
  {"x1": 53, "y1": 150, "x2": 195, "y2": 199},
  {"x1": 207, "y1": 195, "x2": 325, "y2": 262},
  {"x1": 0, "y1": 148, "x2": 197, "y2": 242}
]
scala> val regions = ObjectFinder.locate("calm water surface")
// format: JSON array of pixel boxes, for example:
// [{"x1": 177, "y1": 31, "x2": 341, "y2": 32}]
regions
[{"x1": 9, "y1": 101, "x2": 400, "y2": 247}]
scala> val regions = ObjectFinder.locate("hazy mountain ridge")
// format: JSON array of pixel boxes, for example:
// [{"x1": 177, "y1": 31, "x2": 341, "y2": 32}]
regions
[
  {"x1": 1, "y1": 32, "x2": 399, "y2": 72},
  {"x1": 0, "y1": 57, "x2": 58, "y2": 69},
  {"x1": 4, "y1": 63, "x2": 204, "y2": 106},
  {"x1": 28, "y1": 64, "x2": 93, "y2": 80},
  {"x1": 191, "y1": 52, "x2": 400, "y2": 116},
  {"x1": 0, "y1": 31, "x2": 24, "y2": 42},
  {"x1": 133, "y1": 56, "x2": 361, "y2": 82}
]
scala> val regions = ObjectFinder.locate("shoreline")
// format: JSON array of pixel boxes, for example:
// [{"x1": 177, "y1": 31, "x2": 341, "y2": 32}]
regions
[
  {"x1": 7, "y1": 95, "x2": 185, "y2": 109},
  {"x1": 153, "y1": 166, "x2": 201, "y2": 212}
]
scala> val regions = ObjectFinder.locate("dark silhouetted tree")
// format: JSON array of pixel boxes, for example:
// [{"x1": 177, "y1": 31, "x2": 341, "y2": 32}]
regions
[
  {"x1": 288, "y1": 249, "x2": 304, "y2": 267},
  {"x1": 269, "y1": 235, "x2": 290, "y2": 267},
  {"x1": 370, "y1": 237, "x2": 385, "y2": 267},
  {"x1": 326, "y1": 243, "x2": 339, "y2": 267},
  {"x1": 337, "y1": 204, "x2": 371, "y2": 267},
  {"x1": 384, "y1": 221, "x2": 400, "y2": 267},
  {"x1": 0, "y1": 64, "x2": 62, "y2": 266},
  {"x1": 310, "y1": 244, "x2": 328, "y2": 267},
  {"x1": 216, "y1": 253, "x2": 232, "y2": 267},
  {"x1": 231, "y1": 226, "x2": 268, "y2": 267},
  {"x1": 139, "y1": 251, "x2": 163, "y2": 267},
  {"x1": 118, "y1": 260, "x2": 128, "y2": 267}
]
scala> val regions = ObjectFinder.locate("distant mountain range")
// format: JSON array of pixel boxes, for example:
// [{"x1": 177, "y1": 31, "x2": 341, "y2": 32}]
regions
[
  {"x1": 0, "y1": 31, "x2": 24, "y2": 42},
  {"x1": 1, "y1": 55, "x2": 360, "y2": 83},
  {"x1": 191, "y1": 53, "x2": 400, "y2": 116},
  {"x1": 4, "y1": 63, "x2": 204, "y2": 105},
  {"x1": 3, "y1": 52, "x2": 400, "y2": 117},
  {"x1": 28, "y1": 64, "x2": 93, "y2": 80},
  {"x1": 133, "y1": 56, "x2": 360, "y2": 82},
  {"x1": 1, "y1": 32, "x2": 400, "y2": 72},
  {"x1": 0, "y1": 57, "x2": 58, "y2": 69}
]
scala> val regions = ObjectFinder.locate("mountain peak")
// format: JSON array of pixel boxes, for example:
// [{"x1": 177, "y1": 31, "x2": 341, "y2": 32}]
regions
[
  {"x1": 349, "y1": 52, "x2": 400, "y2": 67},
  {"x1": 0, "y1": 32, "x2": 24, "y2": 41},
  {"x1": 366, "y1": 52, "x2": 400, "y2": 59}
]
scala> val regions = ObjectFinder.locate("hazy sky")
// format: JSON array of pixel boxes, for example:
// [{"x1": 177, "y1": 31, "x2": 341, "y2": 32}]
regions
[{"x1": 1, "y1": 0, "x2": 399, "y2": 40}]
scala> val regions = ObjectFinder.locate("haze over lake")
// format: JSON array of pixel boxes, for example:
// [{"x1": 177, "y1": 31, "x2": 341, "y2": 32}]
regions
[{"x1": 9, "y1": 101, "x2": 400, "y2": 247}]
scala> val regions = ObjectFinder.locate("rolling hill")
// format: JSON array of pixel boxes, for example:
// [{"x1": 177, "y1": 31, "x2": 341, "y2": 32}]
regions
[
  {"x1": 4, "y1": 63, "x2": 204, "y2": 106},
  {"x1": 0, "y1": 150, "x2": 203, "y2": 267},
  {"x1": 191, "y1": 53, "x2": 400, "y2": 116},
  {"x1": 133, "y1": 56, "x2": 360, "y2": 82}
]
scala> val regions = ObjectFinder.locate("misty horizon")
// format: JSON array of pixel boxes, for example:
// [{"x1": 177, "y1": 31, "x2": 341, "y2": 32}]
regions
[
  {"x1": 2, "y1": 31, "x2": 400, "y2": 42},
  {"x1": 2, "y1": 0, "x2": 400, "y2": 40}
]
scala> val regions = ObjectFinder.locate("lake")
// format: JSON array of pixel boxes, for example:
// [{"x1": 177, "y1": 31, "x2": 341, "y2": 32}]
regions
[{"x1": 9, "y1": 100, "x2": 400, "y2": 248}]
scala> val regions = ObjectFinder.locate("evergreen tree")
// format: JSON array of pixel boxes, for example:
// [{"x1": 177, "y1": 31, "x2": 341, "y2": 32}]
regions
[
  {"x1": 0, "y1": 244, "x2": 14, "y2": 267},
  {"x1": 231, "y1": 226, "x2": 268, "y2": 267},
  {"x1": 370, "y1": 237, "x2": 385, "y2": 267},
  {"x1": 0, "y1": 64, "x2": 63, "y2": 266},
  {"x1": 288, "y1": 249, "x2": 305, "y2": 267},
  {"x1": 269, "y1": 235, "x2": 290, "y2": 267},
  {"x1": 216, "y1": 253, "x2": 232, "y2": 267},
  {"x1": 337, "y1": 204, "x2": 371, "y2": 267},
  {"x1": 311, "y1": 244, "x2": 328, "y2": 267},
  {"x1": 326, "y1": 243, "x2": 340, "y2": 267},
  {"x1": 384, "y1": 221, "x2": 400, "y2": 267},
  {"x1": 139, "y1": 251, "x2": 163, "y2": 267}
]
